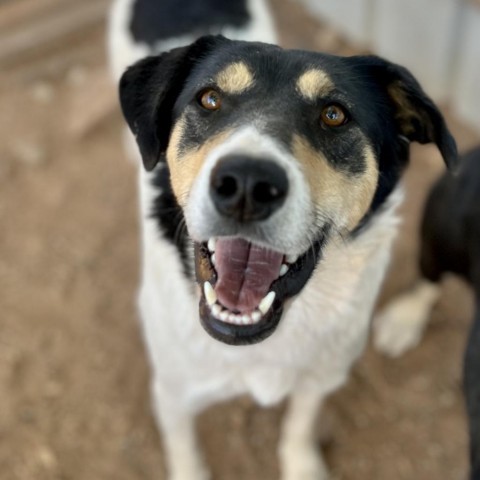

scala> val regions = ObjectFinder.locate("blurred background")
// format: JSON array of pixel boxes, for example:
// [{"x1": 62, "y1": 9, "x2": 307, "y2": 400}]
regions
[{"x1": 0, "y1": 0, "x2": 479, "y2": 479}]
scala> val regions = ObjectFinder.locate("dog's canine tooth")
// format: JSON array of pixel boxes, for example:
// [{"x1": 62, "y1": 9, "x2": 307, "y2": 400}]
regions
[
  {"x1": 211, "y1": 253, "x2": 216, "y2": 266},
  {"x1": 252, "y1": 311, "x2": 262, "y2": 323},
  {"x1": 259, "y1": 291, "x2": 276, "y2": 315},
  {"x1": 279, "y1": 264, "x2": 289, "y2": 277},
  {"x1": 207, "y1": 238, "x2": 216, "y2": 253},
  {"x1": 204, "y1": 281, "x2": 217, "y2": 306},
  {"x1": 285, "y1": 254, "x2": 299, "y2": 264}
]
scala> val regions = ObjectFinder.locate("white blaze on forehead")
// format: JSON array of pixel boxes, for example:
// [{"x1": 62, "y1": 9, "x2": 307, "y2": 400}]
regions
[
  {"x1": 296, "y1": 69, "x2": 334, "y2": 101},
  {"x1": 215, "y1": 62, "x2": 255, "y2": 94}
]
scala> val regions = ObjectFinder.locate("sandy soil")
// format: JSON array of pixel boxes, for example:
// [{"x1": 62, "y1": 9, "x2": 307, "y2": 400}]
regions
[{"x1": 1, "y1": 1, "x2": 479, "y2": 479}]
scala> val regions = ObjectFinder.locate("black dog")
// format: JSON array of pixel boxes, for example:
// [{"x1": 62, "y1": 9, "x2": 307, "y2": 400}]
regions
[
  {"x1": 421, "y1": 147, "x2": 480, "y2": 480},
  {"x1": 377, "y1": 146, "x2": 480, "y2": 479}
]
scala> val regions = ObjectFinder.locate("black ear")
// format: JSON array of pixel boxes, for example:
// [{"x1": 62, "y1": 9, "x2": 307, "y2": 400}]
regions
[
  {"x1": 119, "y1": 35, "x2": 227, "y2": 171},
  {"x1": 354, "y1": 56, "x2": 458, "y2": 169}
]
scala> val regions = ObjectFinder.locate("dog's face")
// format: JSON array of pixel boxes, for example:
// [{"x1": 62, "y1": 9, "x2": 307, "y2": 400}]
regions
[{"x1": 120, "y1": 36, "x2": 456, "y2": 345}]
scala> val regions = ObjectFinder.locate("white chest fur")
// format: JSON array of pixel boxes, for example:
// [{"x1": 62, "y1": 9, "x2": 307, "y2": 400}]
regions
[{"x1": 138, "y1": 168, "x2": 402, "y2": 411}]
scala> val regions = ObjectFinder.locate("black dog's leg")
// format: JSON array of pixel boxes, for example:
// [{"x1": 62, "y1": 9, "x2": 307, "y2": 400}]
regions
[{"x1": 465, "y1": 301, "x2": 480, "y2": 480}]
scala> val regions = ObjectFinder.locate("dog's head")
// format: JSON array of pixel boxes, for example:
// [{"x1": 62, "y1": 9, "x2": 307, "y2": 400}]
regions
[{"x1": 120, "y1": 36, "x2": 457, "y2": 345}]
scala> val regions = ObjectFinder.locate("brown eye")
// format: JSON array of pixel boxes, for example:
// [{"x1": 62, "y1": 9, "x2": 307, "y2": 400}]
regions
[
  {"x1": 321, "y1": 104, "x2": 348, "y2": 127},
  {"x1": 199, "y1": 89, "x2": 222, "y2": 111}
]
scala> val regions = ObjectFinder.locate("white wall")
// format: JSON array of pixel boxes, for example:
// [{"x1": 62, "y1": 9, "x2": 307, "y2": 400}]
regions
[
  {"x1": 370, "y1": 0, "x2": 461, "y2": 102},
  {"x1": 452, "y1": 4, "x2": 480, "y2": 129},
  {"x1": 300, "y1": 0, "x2": 373, "y2": 45}
]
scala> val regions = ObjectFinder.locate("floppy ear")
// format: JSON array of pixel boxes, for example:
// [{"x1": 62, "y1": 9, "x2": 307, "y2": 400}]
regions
[
  {"x1": 354, "y1": 56, "x2": 458, "y2": 169},
  {"x1": 119, "y1": 35, "x2": 227, "y2": 171}
]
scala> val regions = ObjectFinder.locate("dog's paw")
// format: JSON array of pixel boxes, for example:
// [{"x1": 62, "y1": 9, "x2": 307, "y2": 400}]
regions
[
  {"x1": 373, "y1": 282, "x2": 440, "y2": 358},
  {"x1": 170, "y1": 465, "x2": 210, "y2": 480},
  {"x1": 374, "y1": 307, "x2": 425, "y2": 358},
  {"x1": 280, "y1": 444, "x2": 329, "y2": 480}
]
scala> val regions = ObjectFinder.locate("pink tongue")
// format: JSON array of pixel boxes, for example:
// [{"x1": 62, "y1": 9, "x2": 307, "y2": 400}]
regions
[{"x1": 214, "y1": 238, "x2": 283, "y2": 313}]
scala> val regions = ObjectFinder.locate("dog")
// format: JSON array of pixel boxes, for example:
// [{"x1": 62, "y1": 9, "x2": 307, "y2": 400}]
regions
[
  {"x1": 110, "y1": 1, "x2": 458, "y2": 478},
  {"x1": 375, "y1": 146, "x2": 480, "y2": 479}
]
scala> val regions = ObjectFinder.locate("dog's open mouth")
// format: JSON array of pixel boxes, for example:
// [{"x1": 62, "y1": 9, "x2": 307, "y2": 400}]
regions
[{"x1": 195, "y1": 234, "x2": 327, "y2": 345}]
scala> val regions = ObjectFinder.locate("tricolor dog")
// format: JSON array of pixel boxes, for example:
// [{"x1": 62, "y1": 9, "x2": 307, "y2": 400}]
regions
[{"x1": 110, "y1": 1, "x2": 457, "y2": 478}]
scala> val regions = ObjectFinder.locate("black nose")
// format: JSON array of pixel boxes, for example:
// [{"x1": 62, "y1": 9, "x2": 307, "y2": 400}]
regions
[{"x1": 210, "y1": 155, "x2": 289, "y2": 222}]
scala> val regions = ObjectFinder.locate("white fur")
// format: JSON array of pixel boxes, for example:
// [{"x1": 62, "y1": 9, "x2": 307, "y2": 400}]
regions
[{"x1": 374, "y1": 279, "x2": 440, "y2": 357}]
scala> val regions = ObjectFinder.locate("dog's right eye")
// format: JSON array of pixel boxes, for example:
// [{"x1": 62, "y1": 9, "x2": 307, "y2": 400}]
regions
[
  {"x1": 198, "y1": 89, "x2": 222, "y2": 111},
  {"x1": 320, "y1": 104, "x2": 349, "y2": 128}
]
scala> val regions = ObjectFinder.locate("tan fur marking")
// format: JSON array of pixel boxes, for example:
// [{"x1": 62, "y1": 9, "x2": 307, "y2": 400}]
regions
[
  {"x1": 292, "y1": 135, "x2": 378, "y2": 230},
  {"x1": 388, "y1": 81, "x2": 434, "y2": 139},
  {"x1": 167, "y1": 117, "x2": 232, "y2": 206},
  {"x1": 215, "y1": 62, "x2": 254, "y2": 94},
  {"x1": 387, "y1": 82, "x2": 417, "y2": 136},
  {"x1": 296, "y1": 69, "x2": 334, "y2": 101}
]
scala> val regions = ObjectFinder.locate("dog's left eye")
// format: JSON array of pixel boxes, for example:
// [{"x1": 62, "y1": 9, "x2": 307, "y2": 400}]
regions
[
  {"x1": 320, "y1": 104, "x2": 349, "y2": 127},
  {"x1": 198, "y1": 89, "x2": 222, "y2": 111}
]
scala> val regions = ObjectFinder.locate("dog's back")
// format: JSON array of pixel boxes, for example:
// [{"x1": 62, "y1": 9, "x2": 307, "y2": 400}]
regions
[
  {"x1": 108, "y1": 0, "x2": 277, "y2": 81},
  {"x1": 420, "y1": 147, "x2": 480, "y2": 286}
]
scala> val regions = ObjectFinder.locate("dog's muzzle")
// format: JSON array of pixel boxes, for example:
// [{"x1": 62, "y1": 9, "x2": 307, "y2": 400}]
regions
[{"x1": 192, "y1": 154, "x2": 329, "y2": 346}]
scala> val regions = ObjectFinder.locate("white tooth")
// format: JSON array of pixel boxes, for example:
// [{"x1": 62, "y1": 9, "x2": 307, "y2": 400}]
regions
[
  {"x1": 279, "y1": 264, "x2": 289, "y2": 277},
  {"x1": 259, "y1": 291, "x2": 276, "y2": 315},
  {"x1": 204, "y1": 281, "x2": 217, "y2": 306},
  {"x1": 286, "y1": 254, "x2": 299, "y2": 264},
  {"x1": 241, "y1": 315, "x2": 251, "y2": 325},
  {"x1": 252, "y1": 311, "x2": 262, "y2": 323},
  {"x1": 219, "y1": 311, "x2": 229, "y2": 321},
  {"x1": 211, "y1": 253, "x2": 216, "y2": 266},
  {"x1": 207, "y1": 238, "x2": 216, "y2": 253},
  {"x1": 212, "y1": 304, "x2": 222, "y2": 317},
  {"x1": 228, "y1": 314, "x2": 238, "y2": 324}
]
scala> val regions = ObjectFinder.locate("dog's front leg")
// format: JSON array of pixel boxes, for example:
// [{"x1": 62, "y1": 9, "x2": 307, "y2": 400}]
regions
[
  {"x1": 151, "y1": 380, "x2": 210, "y2": 480},
  {"x1": 279, "y1": 388, "x2": 329, "y2": 480}
]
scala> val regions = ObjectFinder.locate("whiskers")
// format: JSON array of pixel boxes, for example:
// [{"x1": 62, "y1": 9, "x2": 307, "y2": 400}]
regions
[{"x1": 173, "y1": 214, "x2": 188, "y2": 248}]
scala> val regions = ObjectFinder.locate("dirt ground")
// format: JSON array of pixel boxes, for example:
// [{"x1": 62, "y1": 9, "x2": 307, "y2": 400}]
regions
[{"x1": 1, "y1": 1, "x2": 480, "y2": 479}]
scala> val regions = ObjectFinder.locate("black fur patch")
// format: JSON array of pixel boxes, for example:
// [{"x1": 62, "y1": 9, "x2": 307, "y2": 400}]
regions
[
  {"x1": 130, "y1": 0, "x2": 250, "y2": 46},
  {"x1": 151, "y1": 165, "x2": 192, "y2": 278}
]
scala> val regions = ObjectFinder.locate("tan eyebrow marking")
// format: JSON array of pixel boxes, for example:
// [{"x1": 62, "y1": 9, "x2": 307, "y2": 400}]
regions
[
  {"x1": 296, "y1": 69, "x2": 334, "y2": 101},
  {"x1": 215, "y1": 62, "x2": 255, "y2": 94}
]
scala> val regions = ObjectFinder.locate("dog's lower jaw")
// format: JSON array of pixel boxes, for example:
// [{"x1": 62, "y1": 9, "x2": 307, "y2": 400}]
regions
[{"x1": 199, "y1": 296, "x2": 284, "y2": 345}]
